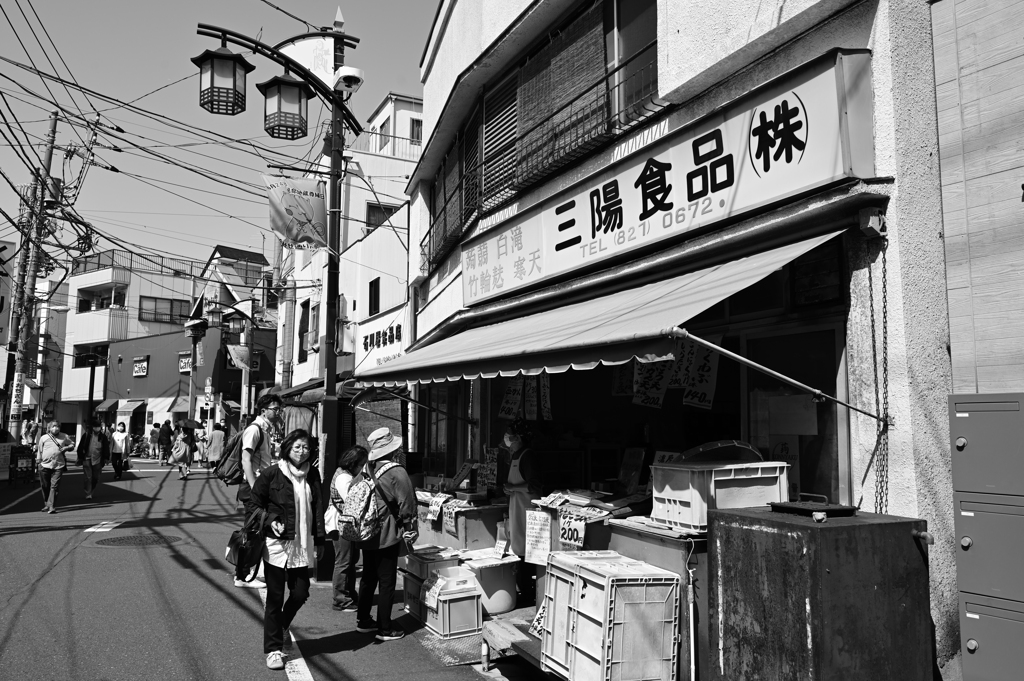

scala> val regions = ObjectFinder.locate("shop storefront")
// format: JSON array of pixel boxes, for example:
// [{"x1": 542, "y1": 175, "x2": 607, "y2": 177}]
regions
[{"x1": 358, "y1": 47, "x2": 947, "y2": 677}]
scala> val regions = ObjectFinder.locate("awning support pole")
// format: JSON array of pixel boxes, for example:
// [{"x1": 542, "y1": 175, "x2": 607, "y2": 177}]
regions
[
  {"x1": 676, "y1": 328, "x2": 887, "y2": 425},
  {"x1": 375, "y1": 386, "x2": 478, "y2": 426}
]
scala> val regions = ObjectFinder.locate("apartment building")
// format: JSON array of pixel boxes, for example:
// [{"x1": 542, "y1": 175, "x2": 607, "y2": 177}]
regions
[{"x1": 20, "y1": 278, "x2": 74, "y2": 430}]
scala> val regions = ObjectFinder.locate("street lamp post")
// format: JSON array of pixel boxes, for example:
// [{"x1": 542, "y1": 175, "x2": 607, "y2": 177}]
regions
[
  {"x1": 191, "y1": 12, "x2": 362, "y2": 487},
  {"x1": 184, "y1": 319, "x2": 209, "y2": 425}
]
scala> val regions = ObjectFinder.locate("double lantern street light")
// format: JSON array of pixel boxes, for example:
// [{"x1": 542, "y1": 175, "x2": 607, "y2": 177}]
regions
[{"x1": 189, "y1": 12, "x2": 362, "y2": 479}]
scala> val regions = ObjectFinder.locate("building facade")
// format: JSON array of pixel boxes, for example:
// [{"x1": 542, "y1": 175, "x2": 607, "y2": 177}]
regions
[
  {"x1": 275, "y1": 93, "x2": 422, "y2": 395},
  {"x1": 359, "y1": 0, "x2": 958, "y2": 676}
]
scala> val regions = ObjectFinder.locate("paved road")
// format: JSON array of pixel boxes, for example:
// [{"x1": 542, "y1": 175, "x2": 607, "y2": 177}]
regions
[{"x1": 0, "y1": 460, "x2": 525, "y2": 681}]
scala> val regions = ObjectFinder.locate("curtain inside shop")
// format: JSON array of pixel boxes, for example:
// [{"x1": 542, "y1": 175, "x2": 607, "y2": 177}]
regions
[{"x1": 283, "y1": 404, "x2": 316, "y2": 435}]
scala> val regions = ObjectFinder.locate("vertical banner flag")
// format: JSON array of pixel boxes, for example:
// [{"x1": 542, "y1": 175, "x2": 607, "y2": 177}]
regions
[{"x1": 262, "y1": 175, "x2": 328, "y2": 248}]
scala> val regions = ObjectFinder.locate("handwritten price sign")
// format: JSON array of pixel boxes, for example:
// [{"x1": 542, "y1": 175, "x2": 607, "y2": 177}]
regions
[
  {"x1": 558, "y1": 510, "x2": 586, "y2": 549},
  {"x1": 427, "y1": 493, "x2": 452, "y2": 521}
]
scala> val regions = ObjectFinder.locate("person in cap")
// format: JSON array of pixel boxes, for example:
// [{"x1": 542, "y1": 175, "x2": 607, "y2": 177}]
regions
[
  {"x1": 503, "y1": 418, "x2": 542, "y2": 604},
  {"x1": 354, "y1": 427, "x2": 418, "y2": 642}
]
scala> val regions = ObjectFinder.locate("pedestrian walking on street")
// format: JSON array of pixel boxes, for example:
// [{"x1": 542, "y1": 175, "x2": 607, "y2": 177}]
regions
[
  {"x1": 76, "y1": 419, "x2": 110, "y2": 500},
  {"x1": 35, "y1": 420, "x2": 73, "y2": 513},
  {"x1": 206, "y1": 422, "x2": 225, "y2": 469},
  {"x1": 233, "y1": 395, "x2": 281, "y2": 587},
  {"x1": 246, "y1": 428, "x2": 326, "y2": 671},
  {"x1": 172, "y1": 422, "x2": 197, "y2": 480},
  {"x1": 355, "y1": 427, "x2": 418, "y2": 642},
  {"x1": 158, "y1": 420, "x2": 173, "y2": 465},
  {"x1": 149, "y1": 424, "x2": 160, "y2": 459},
  {"x1": 329, "y1": 445, "x2": 367, "y2": 612},
  {"x1": 196, "y1": 425, "x2": 208, "y2": 467},
  {"x1": 111, "y1": 422, "x2": 130, "y2": 480}
]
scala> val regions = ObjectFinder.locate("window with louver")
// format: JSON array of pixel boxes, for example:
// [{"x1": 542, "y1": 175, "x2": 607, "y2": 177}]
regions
[{"x1": 481, "y1": 74, "x2": 518, "y2": 213}]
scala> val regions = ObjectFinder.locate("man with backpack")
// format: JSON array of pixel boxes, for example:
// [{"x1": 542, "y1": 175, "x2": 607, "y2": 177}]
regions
[
  {"x1": 233, "y1": 394, "x2": 282, "y2": 588},
  {"x1": 354, "y1": 427, "x2": 417, "y2": 642}
]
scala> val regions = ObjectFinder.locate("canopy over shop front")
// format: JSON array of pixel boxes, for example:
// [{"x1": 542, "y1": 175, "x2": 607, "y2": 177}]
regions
[
  {"x1": 94, "y1": 399, "x2": 118, "y2": 412},
  {"x1": 148, "y1": 396, "x2": 191, "y2": 416},
  {"x1": 358, "y1": 231, "x2": 844, "y2": 388},
  {"x1": 116, "y1": 399, "x2": 146, "y2": 414}
]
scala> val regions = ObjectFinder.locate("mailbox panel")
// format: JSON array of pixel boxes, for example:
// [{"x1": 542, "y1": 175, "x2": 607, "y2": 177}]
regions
[
  {"x1": 949, "y1": 393, "x2": 1024, "y2": 495},
  {"x1": 953, "y1": 493, "x2": 1024, "y2": 604},
  {"x1": 960, "y1": 593, "x2": 1024, "y2": 681}
]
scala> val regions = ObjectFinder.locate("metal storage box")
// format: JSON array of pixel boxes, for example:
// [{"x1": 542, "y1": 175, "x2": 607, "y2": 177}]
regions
[
  {"x1": 949, "y1": 393, "x2": 1024, "y2": 496},
  {"x1": 541, "y1": 551, "x2": 681, "y2": 681},
  {"x1": 960, "y1": 592, "x2": 1024, "y2": 681},
  {"x1": 400, "y1": 546, "x2": 461, "y2": 580},
  {"x1": 708, "y1": 506, "x2": 932, "y2": 681},
  {"x1": 954, "y1": 492, "x2": 1024, "y2": 604},
  {"x1": 421, "y1": 566, "x2": 483, "y2": 639},
  {"x1": 650, "y1": 460, "x2": 789, "y2": 531},
  {"x1": 402, "y1": 572, "x2": 424, "y2": 622}
]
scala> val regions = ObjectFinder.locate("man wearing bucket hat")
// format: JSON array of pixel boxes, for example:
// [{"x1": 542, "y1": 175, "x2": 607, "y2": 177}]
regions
[{"x1": 354, "y1": 427, "x2": 418, "y2": 642}]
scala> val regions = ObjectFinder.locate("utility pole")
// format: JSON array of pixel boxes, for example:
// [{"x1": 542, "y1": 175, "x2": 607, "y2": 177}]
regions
[{"x1": 10, "y1": 110, "x2": 58, "y2": 442}]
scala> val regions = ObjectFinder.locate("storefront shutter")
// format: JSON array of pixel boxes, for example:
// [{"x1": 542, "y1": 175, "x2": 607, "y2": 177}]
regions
[
  {"x1": 482, "y1": 74, "x2": 518, "y2": 212},
  {"x1": 516, "y1": 4, "x2": 609, "y2": 189}
]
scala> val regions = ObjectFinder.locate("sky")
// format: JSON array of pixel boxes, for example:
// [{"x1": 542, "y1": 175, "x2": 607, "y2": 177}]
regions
[{"x1": 0, "y1": 0, "x2": 437, "y2": 265}]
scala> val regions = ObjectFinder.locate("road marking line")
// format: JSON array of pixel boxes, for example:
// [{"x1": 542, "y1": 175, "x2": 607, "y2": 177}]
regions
[
  {"x1": 0, "y1": 487, "x2": 41, "y2": 514},
  {"x1": 258, "y1": 587, "x2": 315, "y2": 680},
  {"x1": 84, "y1": 521, "x2": 124, "y2": 532}
]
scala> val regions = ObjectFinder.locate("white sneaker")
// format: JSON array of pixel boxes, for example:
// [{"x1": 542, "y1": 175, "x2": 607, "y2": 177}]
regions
[
  {"x1": 234, "y1": 577, "x2": 265, "y2": 588},
  {"x1": 85, "y1": 493, "x2": 93, "y2": 500},
  {"x1": 266, "y1": 651, "x2": 285, "y2": 670}
]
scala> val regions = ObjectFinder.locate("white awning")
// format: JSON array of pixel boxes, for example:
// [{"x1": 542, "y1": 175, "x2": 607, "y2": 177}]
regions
[
  {"x1": 357, "y1": 231, "x2": 843, "y2": 386},
  {"x1": 148, "y1": 397, "x2": 175, "y2": 415}
]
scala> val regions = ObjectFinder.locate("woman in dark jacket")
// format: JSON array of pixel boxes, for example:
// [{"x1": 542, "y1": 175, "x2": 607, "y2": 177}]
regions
[{"x1": 246, "y1": 429, "x2": 326, "y2": 671}]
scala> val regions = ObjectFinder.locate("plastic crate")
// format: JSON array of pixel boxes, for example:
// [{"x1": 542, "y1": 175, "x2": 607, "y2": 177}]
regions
[
  {"x1": 402, "y1": 572, "x2": 425, "y2": 622},
  {"x1": 400, "y1": 546, "x2": 461, "y2": 580},
  {"x1": 541, "y1": 551, "x2": 681, "y2": 681},
  {"x1": 421, "y1": 566, "x2": 482, "y2": 639},
  {"x1": 650, "y1": 460, "x2": 789, "y2": 531}
]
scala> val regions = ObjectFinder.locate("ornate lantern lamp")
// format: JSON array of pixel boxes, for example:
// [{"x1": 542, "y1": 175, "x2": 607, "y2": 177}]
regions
[
  {"x1": 190, "y1": 43, "x2": 255, "y2": 116},
  {"x1": 256, "y1": 72, "x2": 315, "y2": 140}
]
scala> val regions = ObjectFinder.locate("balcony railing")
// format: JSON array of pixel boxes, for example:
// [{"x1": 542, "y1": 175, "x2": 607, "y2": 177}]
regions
[
  {"x1": 72, "y1": 249, "x2": 205, "y2": 278},
  {"x1": 138, "y1": 310, "x2": 190, "y2": 325},
  {"x1": 420, "y1": 42, "x2": 663, "y2": 272},
  {"x1": 346, "y1": 130, "x2": 423, "y2": 162}
]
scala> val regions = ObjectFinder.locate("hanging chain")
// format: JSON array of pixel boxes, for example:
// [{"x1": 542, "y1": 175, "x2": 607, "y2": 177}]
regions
[{"x1": 875, "y1": 240, "x2": 890, "y2": 514}]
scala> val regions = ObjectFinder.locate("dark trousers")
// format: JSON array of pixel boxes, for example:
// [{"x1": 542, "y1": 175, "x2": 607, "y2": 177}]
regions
[
  {"x1": 38, "y1": 466, "x2": 63, "y2": 509},
  {"x1": 263, "y1": 561, "x2": 310, "y2": 653},
  {"x1": 332, "y1": 537, "x2": 359, "y2": 608},
  {"x1": 112, "y1": 456, "x2": 124, "y2": 479},
  {"x1": 357, "y1": 542, "x2": 400, "y2": 631}
]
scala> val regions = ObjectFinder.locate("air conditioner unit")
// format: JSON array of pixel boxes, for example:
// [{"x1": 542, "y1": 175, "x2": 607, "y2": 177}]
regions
[{"x1": 306, "y1": 330, "x2": 320, "y2": 353}]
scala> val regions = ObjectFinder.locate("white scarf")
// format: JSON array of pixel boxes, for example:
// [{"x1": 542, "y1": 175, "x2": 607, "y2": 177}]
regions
[{"x1": 279, "y1": 458, "x2": 314, "y2": 568}]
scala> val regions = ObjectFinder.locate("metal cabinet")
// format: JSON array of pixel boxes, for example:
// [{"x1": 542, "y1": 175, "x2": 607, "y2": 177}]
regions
[
  {"x1": 960, "y1": 593, "x2": 1024, "y2": 681},
  {"x1": 950, "y1": 393, "x2": 1024, "y2": 681}
]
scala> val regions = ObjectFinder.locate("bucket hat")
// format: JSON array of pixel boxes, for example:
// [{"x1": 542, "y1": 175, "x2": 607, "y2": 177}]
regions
[{"x1": 367, "y1": 427, "x2": 403, "y2": 461}]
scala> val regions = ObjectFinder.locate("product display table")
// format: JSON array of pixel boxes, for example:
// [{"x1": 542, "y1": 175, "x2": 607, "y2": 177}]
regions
[{"x1": 415, "y1": 496, "x2": 509, "y2": 551}]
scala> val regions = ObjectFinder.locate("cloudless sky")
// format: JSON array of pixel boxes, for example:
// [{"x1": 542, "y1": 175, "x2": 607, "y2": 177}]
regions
[{"x1": 0, "y1": 0, "x2": 437, "y2": 264}]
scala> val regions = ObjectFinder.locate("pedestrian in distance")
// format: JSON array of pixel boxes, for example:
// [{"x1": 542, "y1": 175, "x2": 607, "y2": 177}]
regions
[
  {"x1": 355, "y1": 427, "x2": 418, "y2": 642},
  {"x1": 172, "y1": 422, "x2": 197, "y2": 480},
  {"x1": 36, "y1": 420, "x2": 73, "y2": 514},
  {"x1": 234, "y1": 393, "x2": 282, "y2": 588},
  {"x1": 206, "y1": 422, "x2": 225, "y2": 470},
  {"x1": 148, "y1": 424, "x2": 160, "y2": 459},
  {"x1": 111, "y1": 422, "x2": 130, "y2": 480},
  {"x1": 245, "y1": 428, "x2": 326, "y2": 671},
  {"x1": 158, "y1": 420, "x2": 173, "y2": 465},
  {"x1": 196, "y1": 425, "x2": 208, "y2": 468},
  {"x1": 329, "y1": 445, "x2": 368, "y2": 612},
  {"x1": 76, "y1": 418, "x2": 110, "y2": 500}
]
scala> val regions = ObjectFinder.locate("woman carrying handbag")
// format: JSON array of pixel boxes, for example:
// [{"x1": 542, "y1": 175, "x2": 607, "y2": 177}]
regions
[{"x1": 245, "y1": 429, "x2": 326, "y2": 671}]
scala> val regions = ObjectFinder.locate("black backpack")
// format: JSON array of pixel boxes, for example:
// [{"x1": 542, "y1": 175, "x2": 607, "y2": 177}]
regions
[{"x1": 214, "y1": 426, "x2": 263, "y2": 486}]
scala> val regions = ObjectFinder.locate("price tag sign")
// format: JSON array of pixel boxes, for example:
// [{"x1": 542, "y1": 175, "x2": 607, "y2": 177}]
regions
[
  {"x1": 493, "y1": 539, "x2": 508, "y2": 559},
  {"x1": 442, "y1": 502, "x2": 458, "y2": 537},
  {"x1": 424, "y1": 575, "x2": 445, "y2": 610},
  {"x1": 528, "y1": 602, "x2": 547, "y2": 638},
  {"x1": 427, "y1": 493, "x2": 451, "y2": 521},
  {"x1": 558, "y1": 510, "x2": 586, "y2": 550}
]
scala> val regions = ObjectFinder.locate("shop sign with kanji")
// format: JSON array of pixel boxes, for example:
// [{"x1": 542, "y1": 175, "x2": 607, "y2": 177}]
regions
[
  {"x1": 355, "y1": 303, "x2": 409, "y2": 369},
  {"x1": 461, "y1": 52, "x2": 872, "y2": 305}
]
